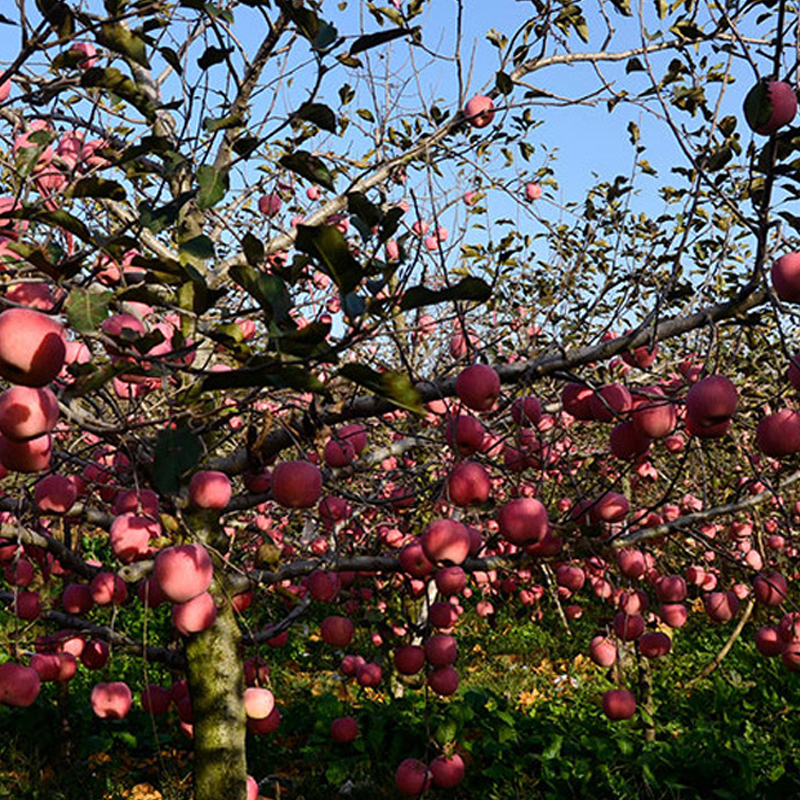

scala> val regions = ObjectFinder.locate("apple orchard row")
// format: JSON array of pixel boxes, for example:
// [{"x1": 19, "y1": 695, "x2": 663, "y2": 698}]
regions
[{"x1": 0, "y1": 82, "x2": 799, "y2": 796}]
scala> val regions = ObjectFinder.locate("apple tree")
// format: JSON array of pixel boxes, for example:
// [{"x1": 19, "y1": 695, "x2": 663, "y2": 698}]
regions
[{"x1": 0, "y1": 0, "x2": 799, "y2": 798}]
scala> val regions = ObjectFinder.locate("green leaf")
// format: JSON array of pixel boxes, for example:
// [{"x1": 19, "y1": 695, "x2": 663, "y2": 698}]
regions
[
  {"x1": 339, "y1": 364, "x2": 424, "y2": 414},
  {"x1": 180, "y1": 235, "x2": 216, "y2": 260},
  {"x1": 64, "y1": 288, "x2": 112, "y2": 333},
  {"x1": 347, "y1": 192, "x2": 381, "y2": 229},
  {"x1": 400, "y1": 276, "x2": 492, "y2": 310},
  {"x1": 159, "y1": 46, "x2": 183, "y2": 75},
  {"x1": 242, "y1": 233, "x2": 265, "y2": 266},
  {"x1": 626, "y1": 57, "x2": 644, "y2": 73},
  {"x1": 81, "y1": 67, "x2": 157, "y2": 121},
  {"x1": 196, "y1": 164, "x2": 229, "y2": 209},
  {"x1": 610, "y1": 0, "x2": 632, "y2": 15},
  {"x1": 12, "y1": 207, "x2": 95, "y2": 245},
  {"x1": 151, "y1": 427, "x2": 202, "y2": 495},
  {"x1": 495, "y1": 71, "x2": 514, "y2": 95},
  {"x1": 197, "y1": 45, "x2": 234, "y2": 69},
  {"x1": 291, "y1": 102, "x2": 337, "y2": 133},
  {"x1": 96, "y1": 21, "x2": 150, "y2": 68},
  {"x1": 67, "y1": 177, "x2": 127, "y2": 201},
  {"x1": 350, "y1": 27, "x2": 412, "y2": 55},
  {"x1": 275, "y1": 321, "x2": 334, "y2": 358},
  {"x1": 35, "y1": 0, "x2": 74, "y2": 39},
  {"x1": 203, "y1": 111, "x2": 244, "y2": 132},
  {"x1": 295, "y1": 224, "x2": 363, "y2": 294},
  {"x1": 230, "y1": 264, "x2": 292, "y2": 324},
  {"x1": 279, "y1": 151, "x2": 335, "y2": 191}
]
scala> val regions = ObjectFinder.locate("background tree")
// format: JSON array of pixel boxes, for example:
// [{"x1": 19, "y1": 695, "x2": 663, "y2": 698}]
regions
[{"x1": 0, "y1": 0, "x2": 799, "y2": 798}]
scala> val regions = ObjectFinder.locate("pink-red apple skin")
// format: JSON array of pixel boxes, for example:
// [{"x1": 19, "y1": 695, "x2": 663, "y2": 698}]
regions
[
  {"x1": 396, "y1": 758, "x2": 431, "y2": 796},
  {"x1": 757, "y1": 409, "x2": 800, "y2": 457},
  {"x1": 430, "y1": 754, "x2": 465, "y2": 788},
  {"x1": 34, "y1": 473, "x2": 77, "y2": 514},
  {"x1": 154, "y1": 544, "x2": 214, "y2": 603},
  {"x1": 172, "y1": 592, "x2": 217, "y2": 635},
  {"x1": 455, "y1": 364, "x2": 500, "y2": 411},
  {"x1": 772, "y1": 253, "x2": 800, "y2": 302},
  {"x1": 463, "y1": 95, "x2": 494, "y2": 128},
  {"x1": 0, "y1": 308, "x2": 66, "y2": 387},
  {"x1": 91, "y1": 681, "x2": 132, "y2": 719},
  {"x1": 428, "y1": 665, "x2": 459, "y2": 695},
  {"x1": 602, "y1": 688, "x2": 636, "y2": 720},
  {"x1": 271, "y1": 460, "x2": 322, "y2": 508},
  {"x1": 421, "y1": 518, "x2": 470, "y2": 565},
  {"x1": 425, "y1": 634, "x2": 457, "y2": 666},
  {"x1": 0, "y1": 662, "x2": 40, "y2": 706},
  {"x1": 497, "y1": 498, "x2": 548, "y2": 545},
  {"x1": 0, "y1": 432, "x2": 52, "y2": 472},
  {"x1": 685, "y1": 375, "x2": 738, "y2": 429},
  {"x1": 189, "y1": 470, "x2": 232, "y2": 509},
  {"x1": 589, "y1": 635, "x2": 617, "y2": 667},
  {"x1": 639, "y1": 631, "x2": 672, "y2": 658},
  {"x1": 447, "y1": 461, "x2": 491, "y2": 506},
  {"x1": 331, "y1": 716, "x2": 359, "y2": 743},
  {"x1": 321, "y1": 615, "x2": 354, "y2": 648},
  {"x1": 395, "y1": 645, "x2": 426, "y2": 675},
  {"x1": 244, "y1": 687, "x2": 275, "y2": 719},
  {"x1": 755, "y1": 626, "x2": 786, "y2": 657},
  {"x1": 0, "y1": 386, "x2": 59, "y2": 441},
  {"x1": 753, "y1": 571, "x2": 787, "y2": 605},
  {"x1": 141, "y1": 684, "x2": 172, "y2": 715}
]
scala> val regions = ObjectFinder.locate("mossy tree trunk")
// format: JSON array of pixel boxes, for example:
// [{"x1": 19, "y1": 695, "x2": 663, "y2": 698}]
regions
[{"x1": 184, "y1": 598, "x2": 248, "y2": 800}]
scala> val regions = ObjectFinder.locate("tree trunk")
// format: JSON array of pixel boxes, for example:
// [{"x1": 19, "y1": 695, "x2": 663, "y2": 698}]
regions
[{"x1": 185, "y1": 600, "x2": 247, "y2": 800}]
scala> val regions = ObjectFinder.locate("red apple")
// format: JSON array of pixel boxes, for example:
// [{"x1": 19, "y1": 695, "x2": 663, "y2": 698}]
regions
[
  {"x1": 589, "y1": 635, "x2": 617, "y2": 667},
  {"x1": 704, "y1": 591, "x2": 740, "y2": 623},
  {"x1": 90, "y1": 572, "x2": 128, "y2": 605},
  {"x1": 589, "y1": 383, "x2": 632, "y2": 422},
  {"x1": 425, "y1": 634, "x2": 457, "y2": 666},
  {"x1": 396, "y1": 758, "x2": 431, "y2": 796},
  {"x1": 172, "y1": 591, "x2": 217, "y2": 635},
  {"x1": 447, "y1": 461, "x2": 491, "y2": 506},
  {"x1": 455, "y1": 364, "x2": 500, "y2": 411},
  {"x1": 421, "y1": 518, "x2": 470, "y2": 565},
  {"x1": 0, "y1": 432, "x2": 52, "y2": 472},
  {"x1": 189, "y1": 470, "x2": 232, "y2": 509},
  {"x1": 0, "y1": 308, "x2": 66, "y2": 387},
  {"x1": 141, "y1": 684, "x2": 172, "y2": 715},
  {"x1": 757, "y1": 409, "x2": 800, "y2": 456},
  {"x1": 91, "y1": 681, "x2": 132, "y2": 719},
  {"x1": 244, "y1": 687, "x2": 275, "y2": 719},
  {"x1": 497, "y1": 497, "x2": 548, "y2": 545},
  {"x1": 430, "y1": 754, "x2": 465, "y2": 788},
  {"x1": 0, "y1": 662, "x2": 40, "y2": 706},
  {"x1": 753, "y1": 571, "x2": 787, "y2": 606},
  {"x1": 110, "y1": 514, "x2": 158, "y2": 563},
  {"x1": 444, "y1": 414, "x2": 485, "y2": 455},
  {"x1": 321, "y1": 615, "x2": 354, "y2": 648},
  {"x1": 435, "y1": 566, "x2": 466, "y2": 596},
  {"x1": 602, "y1": 688, "x2": 636, "y2": 720},
  {"x1": 356, "y1": 662, "x2": 382, "y2": 687},
  {"x1": 744, "y1": 80, "x2": 797, "y2": 135},
  {"x1": 524, "y1": 182, "x2": 542, "y2": 201},
  {"x1": 755, "y1": 626, "x2": 786, "y2": 657},
  {"x1": 271, "y1": 460, "x2": 322, "y2": 508},
  {"x1": 331, "y1": 716, "x2": 359, "y2": 743},
  {"x1": 463, "y1": 95, "x2": 494, "y2": 128},
  {"x1": 430, "y1": 601, "x2": 459, "y2": 629},
  {"x1": 639, "y1": 631, "x2": 671, "y2": 658},
  {"x1": 428, "y1": 665, "x2": 459, "y2": 695},
  {"x1": 395, "y1": 645, "x2": 426, "y2": 675},
  {"x1": 155, "y1": 544, "x2": 214, "y2": 603},
  {"x1": 30, "y1": 652, "x2": 77, "y2": 682},
  {"x1": 614, "y1": 612, "x2": 645, "y2": 641},
  {"x1": 685, "y1": 375, "x2": 738, "y2": 430},
  {"x1": 0, "y1": 386, "x2": 59, "y2": 441}
]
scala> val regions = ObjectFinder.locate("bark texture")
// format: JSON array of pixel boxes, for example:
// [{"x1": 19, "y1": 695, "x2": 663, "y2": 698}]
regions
[{"x1": 185, "y1": 600, "x2": 247, "y2": 800}]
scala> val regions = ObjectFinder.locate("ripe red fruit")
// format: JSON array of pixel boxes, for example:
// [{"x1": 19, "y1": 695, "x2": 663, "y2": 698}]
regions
[
  {"x1": 744, "y1": 80, "x2": 797, "y2": 135},
  {"x1": 609, "y1": 421, "x2": 651, "y2": 461},
  {"x1": 430, "y1": 600, "x2": 459, "y2": 629},
  {"x1": 455, "y1": 364, "x2": 500, "y2": 411},
  {"x1": 189, "y1": 470, "x2": 232, "y2": 509},
  {"x1": 30, "y1": 652, "x2": 77, "y2": 683},
  {"x1": 659, "y1": 603, "x2": 688, "y2": 628},
  {"x1": 331, "y1": 716, "x2": 359, "y2": 743},
  {"x1": 155, "y1": 544, "x2": 214, "y2": 603},
  {"x1": 631, "y1": 387, "x2": 676, "y2": 439},
  {"x1": 0, "y1": 432, "x2": 52, "y2": 472},
  {"x1": 589, "y1": 635, "x2": 617, "y2": 667},
  {"x1": 685, "y1": 375, "x2": 738, "y2": 430},
  {"x1": 639, "y1": 631, "x2": 672, "y2": 658},
  {"x1": 91, "y1": 681, "x2": 132, "y2": 719},
  {"x1": 396, "y1": 758, "x2": 431, "y2": 796},
  {"x1": 271, "y1": 460, "x2": 322, "y2": 508},
  {"x1": 244, "y1": 687, "x2": 275, "y2": 719},
  {"x1": 753, "y1": 571, "x2": 788, "y2": 606},
  {"x1": 656, "y1": 575, "x2": 687, "y2": 603},
  {"x1": 321, "y1": 615, "x2": 355, "y2": 648},
  {"x1": 463, "y1": 95, "x2": 495, "y2": 128},
  {"x1": 511, "y1": 396, "x2": 543, "y2": 426},
  {"x1": 430, "y1": 754, "x2": 465, "y2": 788},
  {"x1": 428, "y1": 665, "x2": 459, "y2": 695},
  {"x1": 34, "y1": 474, "x2": 78, "y2": 514},
  {"x1": 704, "y1": 591, "x2": 740, "y2": 623},
  {"x1": 421, "y1": 518, "x2": 470, "y2": 565},
  {"x1": 444, "y1": 414, "x2": 485, "y2": 455},
  {"x1": 0, "y1": 308, "x2": 66, "y2": 387},
  {"x1": 0, "y1": 663, "x2": 40, "y2": 707},
  {"x1": 613, "y1": 612, "x2": 645, "y2": 641},
  {"x1": 602, "y1": 688, "x2": 636, "y2": 720},
  {"x1": 395, "y1": 645, "x2": 426, "y2": 675},
  {"x1": 589, "y1": 383, "x2": 632, "y2": 423},
  {"x1": 757, "y1": 409, "x2": 800, "y2": 457},
  {"x1": 425, "y1": 634, "x2": 457, "y2": 666},
  {"x1": 172, "y1": 592, "x2": 218, "y2": 635},
  {"x1": 755, "y1": 626, "x2": 786, "y2": 657},
  {"x1": 356, "y1": 662, "x2": 382, "y2": 687},
  {"x1": 497, "y1": 497, "x2": 549, "y2": 545},
  {"x1": 141, "y1": 684, "x2": 172, "y2": 715},
  {"x1": 447, "y1": 461, "x2": 491, "y2": 506},
  {"x1": 617, "y1": 548, "x2": 646, "y2": 579},
  {"x1": 562, "y1": 382, "x2": 594, "y2": 420},
  {"x1": 399, "y1": 539, "x2": 434, "y2": 577},
  {"x1": 524, "y1": 182, "x2": 542, "y2": 201},
  {"x1": 0, "y1": 386, "x2": 59, "y2": 441},
  {"x1": 435, "y1": 566, "x2": 466, "y2": 596}
]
